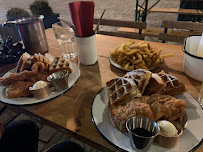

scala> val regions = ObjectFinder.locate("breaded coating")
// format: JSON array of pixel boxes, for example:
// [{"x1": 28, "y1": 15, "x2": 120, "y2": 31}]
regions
[
  {"x1": 111, "y1": 101, "x2": 154, "y2": 132},
  {"x1": 1, "y1": 71, "x2": 50, "y2": 98},
  {"x1": 110, "y1": 94, "x2": 186, "y2": 132}
]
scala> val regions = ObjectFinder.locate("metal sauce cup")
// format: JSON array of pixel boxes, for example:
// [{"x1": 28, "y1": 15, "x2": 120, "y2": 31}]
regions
[
  {"x1": 126, "y1": 116, "x2": 159, "y2": 152},
  {"x1": 47, "y1": 70, "x2": 69, "y2": 91}
]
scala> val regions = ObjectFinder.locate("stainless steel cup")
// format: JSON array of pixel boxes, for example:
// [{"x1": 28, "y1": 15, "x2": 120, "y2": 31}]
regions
[
  {"x1": 47, "y1": 70, "x2": 69, "y2": 91},
  {"x1": 29, "y1": 85, "x2": 50, "y2": 99},
  {"x1": 16, "y1": 16, "x2": 48, "y2": 54},
  {"x1": 126, "y1": 116, "x2": 159, "y2": 152}
]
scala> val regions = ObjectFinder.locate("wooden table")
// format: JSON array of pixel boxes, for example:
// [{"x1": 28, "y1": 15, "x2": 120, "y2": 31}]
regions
[{"x1": 1, "y1": 28, "x2": 203, "y2": 151}]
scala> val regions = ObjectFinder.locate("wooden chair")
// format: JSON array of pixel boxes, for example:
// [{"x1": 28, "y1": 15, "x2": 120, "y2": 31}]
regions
[
  {"x1": 158, "y1": 20, "x2": 203, "y2": 44},
  {"x1": 93, "y1": 18, "x2": 147, "y2": 40}
]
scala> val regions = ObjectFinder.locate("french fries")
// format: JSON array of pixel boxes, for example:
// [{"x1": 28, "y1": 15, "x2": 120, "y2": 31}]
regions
[{"x1": 110, "y1": 40, "x2": 175, "y2": 70}]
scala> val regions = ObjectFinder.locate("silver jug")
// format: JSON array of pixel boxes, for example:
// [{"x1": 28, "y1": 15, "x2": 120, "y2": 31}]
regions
[{"x1": 16, "y1": 16, "x2": 48, "y2": 54}]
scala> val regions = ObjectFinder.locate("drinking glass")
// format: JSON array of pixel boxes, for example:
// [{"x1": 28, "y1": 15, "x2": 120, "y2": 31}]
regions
[
  {"x1": 198, "y1": 82, "x2": 203, "y2": 108},
  {"x1": 52, "y1": 22, "x2": 79, "y2": 67}
]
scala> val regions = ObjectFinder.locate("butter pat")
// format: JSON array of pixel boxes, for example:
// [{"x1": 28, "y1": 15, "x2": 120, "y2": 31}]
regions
[
  {"x1": 157, "y1": 120, "x2": 178, "y2": 137},
  {"x1": 32, "y1": 81, "x2": 48, "y2": 90},
  {"x1": 196, "y1": 33, "x2": 203, "y2": 57}
]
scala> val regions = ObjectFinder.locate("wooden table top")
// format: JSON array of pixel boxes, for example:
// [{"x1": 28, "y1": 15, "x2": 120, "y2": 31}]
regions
[{"x1": 1, "y1": 28, "x2": 202, "y2": 151}]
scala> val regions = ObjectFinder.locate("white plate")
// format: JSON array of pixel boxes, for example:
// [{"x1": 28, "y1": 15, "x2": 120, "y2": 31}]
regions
[
  {"x1": 0, "y1": 63, "x2": 80, "y2": 105},
  {"x1": 109, "y1": 55, "x2": 163, "y2": 71},
  {"x1": 91, "y1": 88, "x2": 203, "y2": 152}
]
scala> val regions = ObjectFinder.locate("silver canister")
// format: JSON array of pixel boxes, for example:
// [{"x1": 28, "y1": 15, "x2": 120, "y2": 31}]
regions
[
  {"x1": 16, "y1": 16, "x2": 48, "y2": 54},
  {"x1": 126, "y1": 116, "x2": 159, "y2": 152}
]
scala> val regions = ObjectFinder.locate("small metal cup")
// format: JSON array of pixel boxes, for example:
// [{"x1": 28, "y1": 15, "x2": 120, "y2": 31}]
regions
[
  {"x1": 126, "y1": 116, "x2": 159, "y2": 152},
  {"x1": 47, "y1": 70, "x2": 69, "y2": 91},
  {"x1": 29, "y1": 85, "x2": 50, "y2": 99}
]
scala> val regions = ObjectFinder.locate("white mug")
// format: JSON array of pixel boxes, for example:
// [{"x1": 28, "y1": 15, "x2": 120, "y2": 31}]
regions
[{"x1": 76, "y1": 34, "x2": 97, "y2": 65}]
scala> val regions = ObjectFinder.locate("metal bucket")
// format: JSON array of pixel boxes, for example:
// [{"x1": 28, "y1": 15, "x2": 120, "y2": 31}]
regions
[{"x1": 16, "y1": 16, "x2": 48, "y2": 54}]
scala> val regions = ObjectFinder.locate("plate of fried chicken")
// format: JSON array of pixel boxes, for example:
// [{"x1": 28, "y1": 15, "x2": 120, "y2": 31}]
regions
[
  {"x1": 0, "y1": 52, "x2": 80, "y2": 105},
  {"x1": 91, "y1": 69, "x2": 203, "y2": 152}
]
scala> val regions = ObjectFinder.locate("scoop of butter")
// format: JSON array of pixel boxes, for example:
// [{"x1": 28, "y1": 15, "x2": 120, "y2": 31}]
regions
[
  {"x1": 32, "y1": 81, "x2": 48, "y2": 90},
  {"x1": 157, "y1": 120, "x2": 178, "y2": 137}
]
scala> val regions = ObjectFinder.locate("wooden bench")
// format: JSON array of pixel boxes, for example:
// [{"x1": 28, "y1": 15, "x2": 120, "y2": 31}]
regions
[
  {"x1": 136, "y1": 7, "x2": 203, "y2": 22},
  {"x1": 159, "y1": 20, "x2": 203, "y2": 44},
  {"x1": 140, "y1": 7, "x2": 203, "y2": 16},
  {"x1": 143, "y1": 8, "x2": 203, "y2": 16},
  {"x1": 118, "y1": 26, "x2": 202, "y2": 39},
  {"x1": 93, "y1": 19, "x2": 147, "y2": 40}
]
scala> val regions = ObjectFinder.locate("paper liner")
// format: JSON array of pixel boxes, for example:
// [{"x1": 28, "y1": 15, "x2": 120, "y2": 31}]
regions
[{"x1": 154, "y1": 121, "x2": 183, "y2": 148}]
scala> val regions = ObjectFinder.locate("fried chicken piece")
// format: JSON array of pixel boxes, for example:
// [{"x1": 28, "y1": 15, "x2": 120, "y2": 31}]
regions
[
  {"x1": 0, "y1": 71, "x2": 39, "y2": 86},
  {"x1": 133, "y1": 96, "x2": 151, "y2": 104},
  {"x1": 1, "y1": 71, "x2": 50, "y2": 98},
  {"x1": 150, "y1": 95, "x2": 186, "y2": 121},
  {"x1": 126, "y1": 100, "x2": 154, "y2": 120},
  {"x1": 111, "y1": 100, "x2": 154, "y2": 132},
  {"x1": 1, "y1": 71, "x2": 50, "y2": 86},
  {"x1": 6, "y1": 81, "x2": 35, "y2": 98},
  {"x1": 148, "y1": 94, "x2": 175, "y2": 105},
  {"x1": 151, "y1": 100, "x2": 166, "y2": 121},
  {"x1": 110, "y1": 93, "x2": 186, "y2": 132},
  {"x1": 35, "y1": 72, "x2": 50, "y2": 82},
  {"x1": 162, "y1": 99, "x2": 186, "y2": 121}
]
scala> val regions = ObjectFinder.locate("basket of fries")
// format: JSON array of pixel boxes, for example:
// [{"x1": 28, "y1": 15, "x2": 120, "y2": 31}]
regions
[{"x1": 110, "y1": 40, "x2": 175, "y2": 71}]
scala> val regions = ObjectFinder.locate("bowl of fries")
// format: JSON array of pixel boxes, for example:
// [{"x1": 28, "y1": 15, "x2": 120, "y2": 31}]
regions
[{"x1": 110, "y1": 40, "x2": 175, "y2": 71}]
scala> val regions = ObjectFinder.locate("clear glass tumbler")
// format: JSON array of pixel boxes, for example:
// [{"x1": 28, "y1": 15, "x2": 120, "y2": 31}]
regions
[
  {"x1": 52, "y1": 22, "x2": 79, "y2": 67},
  {"x1": 198, "y1": 83, "x2": 203, "y2": 108}
]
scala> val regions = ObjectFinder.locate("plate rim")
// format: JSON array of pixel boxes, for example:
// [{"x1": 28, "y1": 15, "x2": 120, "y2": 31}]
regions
[
  {"x1": 91, "y1": 87, "x2": 127, "y2": 152},
  {"x1": 0, "y1": 66, "x2": 80, "y2": 106},
  {"x1": 91, "y1": 87, "x2": 203, "y2": 152}
]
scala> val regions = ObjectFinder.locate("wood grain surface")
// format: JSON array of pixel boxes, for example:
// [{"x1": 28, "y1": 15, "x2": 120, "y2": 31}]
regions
[{"x1": 0, "y1": 28, "x2": 202, "y2": 151}]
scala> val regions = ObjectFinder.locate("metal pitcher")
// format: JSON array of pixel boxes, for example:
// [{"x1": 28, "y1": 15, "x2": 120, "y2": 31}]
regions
[{"x1": 16, "y1": 16, "x2": 48, "y2": 54}]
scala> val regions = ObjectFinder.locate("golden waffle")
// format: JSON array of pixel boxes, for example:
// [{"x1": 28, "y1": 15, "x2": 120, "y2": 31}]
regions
[
  {"x1": 106, "y1": 77, "x2": 141, "y2": 108},
  {"x1": 158, "y1": 72, "x2": 185, "y2": 96},
  {"x1": 144, "y1": 73, "x2": 166, "y2": 95},
  {"x1": 123, "y1": 69, "x2": 152, "y2": 95},
  {"x1": 49, "y1": 57, "x2": 73, "y2": 74}
]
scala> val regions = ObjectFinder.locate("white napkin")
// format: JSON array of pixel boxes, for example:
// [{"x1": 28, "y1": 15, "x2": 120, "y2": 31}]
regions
[{"x1": 196, "y1": 33, "x2": 203, "y2": 57}]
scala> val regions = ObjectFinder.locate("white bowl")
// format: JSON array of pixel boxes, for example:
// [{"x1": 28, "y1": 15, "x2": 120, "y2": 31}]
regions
[{"x1": 183, "y1": 36, "x2": 203, "y2": 82}]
